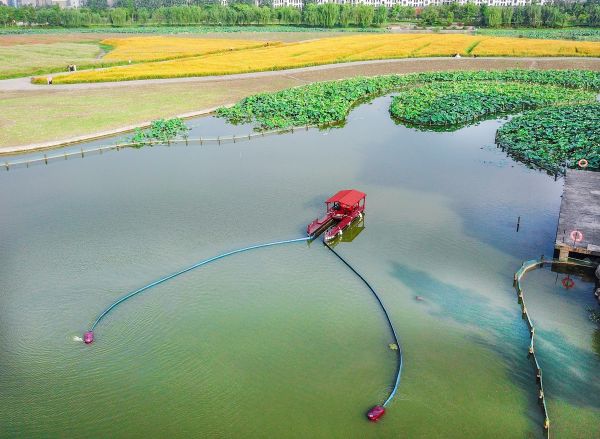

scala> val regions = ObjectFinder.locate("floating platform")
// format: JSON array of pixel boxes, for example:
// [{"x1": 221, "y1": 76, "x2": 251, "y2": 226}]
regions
[
  {"x1": 555, "y1": 170, "x2": 600, "y2": 261},
  {"x1": 307, "y1": 189, "x2": 366, "y2": 241}
]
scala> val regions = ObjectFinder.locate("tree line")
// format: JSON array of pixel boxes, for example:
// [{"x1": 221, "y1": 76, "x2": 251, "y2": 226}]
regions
[{"x1": 1, "y1": 1, "x2": 599, "y2": 28}]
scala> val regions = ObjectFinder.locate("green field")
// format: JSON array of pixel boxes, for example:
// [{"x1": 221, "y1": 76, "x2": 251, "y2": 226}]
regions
[{"x1": 0, "y1": 41, "x2": 106, "y2": 79}]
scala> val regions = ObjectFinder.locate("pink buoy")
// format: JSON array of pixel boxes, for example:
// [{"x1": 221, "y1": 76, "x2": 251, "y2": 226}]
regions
[
  {"x1": 367, "y1": 405, "x2": 385, "y2": 422},
  {"x1": 570, "y1": 230, "x2": 583, "y2": 243},
  {"x1": 83, "y1": 331, "x2": 94, "y2": 344}
]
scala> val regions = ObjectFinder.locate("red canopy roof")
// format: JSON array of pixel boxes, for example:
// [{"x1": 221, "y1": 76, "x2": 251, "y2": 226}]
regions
[{"x1": 326, "y1": 189, "x2": 366, "y2": 207}]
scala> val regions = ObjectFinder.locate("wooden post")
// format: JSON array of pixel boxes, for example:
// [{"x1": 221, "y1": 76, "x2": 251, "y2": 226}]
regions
[
  {"x1": 81, "y1": 148, "x2": 84, "y2": 158},
  {"x1": 44, "y1": 154, "x2": 48, "y2": 165},
  {"x1": 558, "y1": 246, "x2": 569, "y2": 262}
]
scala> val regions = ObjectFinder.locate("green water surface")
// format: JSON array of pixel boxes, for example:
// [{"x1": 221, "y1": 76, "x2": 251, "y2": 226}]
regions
[{"x1": 1, "y1": 96, "x2": 598, "y2": 438}]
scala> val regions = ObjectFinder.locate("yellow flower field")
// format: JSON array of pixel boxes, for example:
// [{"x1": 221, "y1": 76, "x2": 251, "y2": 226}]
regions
[
  {"x1": 40, "y1": 34, "x2": 600, "y2": 84},
  {"x1": 101, "y1": 36, "x2": 273, "y2": 62},
  {"x1": 470, "y1": 36, "x2": 600, "y2": 57}
]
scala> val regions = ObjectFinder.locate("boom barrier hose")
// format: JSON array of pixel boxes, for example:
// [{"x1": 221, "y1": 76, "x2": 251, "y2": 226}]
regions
[
  {"x1": 324, "y1": 242, "x2": 403, "y2": 408},
  {"x1": 85, "y1": 236, "x2": 311, "y2": 341}
]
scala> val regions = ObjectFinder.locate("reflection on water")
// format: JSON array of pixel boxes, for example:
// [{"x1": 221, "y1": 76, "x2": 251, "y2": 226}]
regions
[{"x1": 0, "y1": 95, "x2": 598, "y2": 439}]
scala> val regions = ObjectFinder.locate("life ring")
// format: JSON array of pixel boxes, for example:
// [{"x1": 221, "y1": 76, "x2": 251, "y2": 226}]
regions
[
  {"x1": 577, "y1": 159, "x2": 588, "y2": 168},
  {"x1": 562, "y1": 277, "x2": 575, "y2": 289},
  {"x1": 570, "y1": 230, "x2": 583, "y2": 243}
]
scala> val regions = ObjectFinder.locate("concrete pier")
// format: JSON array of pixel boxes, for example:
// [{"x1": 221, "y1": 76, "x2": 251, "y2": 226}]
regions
[{"x1": 555, "y1": 170, "x2": 600, "y2": 261}]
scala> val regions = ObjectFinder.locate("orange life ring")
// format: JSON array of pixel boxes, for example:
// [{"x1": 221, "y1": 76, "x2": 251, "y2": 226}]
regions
[
  {"x1": 570, "y1": 230, "x2": 583, "y2": 242},
  {"x1": 578, "y1": 159, "x2": 588, "y2": 168},
  {"x1": 562, "y1": 277, "x2": 575, "y2": 289}
]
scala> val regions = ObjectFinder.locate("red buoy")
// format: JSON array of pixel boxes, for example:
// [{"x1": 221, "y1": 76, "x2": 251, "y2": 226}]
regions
[
  {"x1": 367, "y1": 405, "x2": 385, "y2": 422},
  {"x1": 83, "y1": 331, "x2": 94, "y2": 344}
]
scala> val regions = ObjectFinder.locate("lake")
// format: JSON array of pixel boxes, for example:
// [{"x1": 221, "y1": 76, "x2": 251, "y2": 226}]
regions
[{"x1": 1, "y1": 95, "x2": 598, "y2": 438}]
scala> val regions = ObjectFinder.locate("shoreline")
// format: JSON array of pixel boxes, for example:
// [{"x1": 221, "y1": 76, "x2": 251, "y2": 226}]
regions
[
  {"x1": 2, "y1": 57, "x2": 600, "y2": 156},
  {"x1": 0, "y1": 106, "x2": 229, "y2": 156}
]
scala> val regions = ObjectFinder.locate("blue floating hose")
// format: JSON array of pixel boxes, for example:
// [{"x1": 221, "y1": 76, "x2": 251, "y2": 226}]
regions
[
  {"x1": 324, "y1": 242, "x2": 403, "y2": 409},
  {"x1": 88, "y1": 236, "x2": 311, "y2": 335}
]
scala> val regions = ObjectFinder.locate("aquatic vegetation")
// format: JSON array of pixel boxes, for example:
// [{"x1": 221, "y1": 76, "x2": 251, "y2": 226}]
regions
[
  {"x1": 388, "y1": 82, "x2": 595, "y2": 127},
  {"x1": 216, "y1": 70, "x2": 600, "y2": 129},
  {"x1": 476, "y1": 28, "x2": 600, "y2": 42},
  {"x1": 34, "y1": 34, "x2": 600, "y2": 84},
  {"x1": 131, "y1": 118, "x2": 188, "y2": 146},
  {"x1": 496, "y1": 104, "x2": 600, "y2": 171}
]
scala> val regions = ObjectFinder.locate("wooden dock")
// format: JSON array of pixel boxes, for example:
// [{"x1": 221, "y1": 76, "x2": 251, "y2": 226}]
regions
[{"x1": 555, "y1": 170, "x2": 600, "y2": 261}]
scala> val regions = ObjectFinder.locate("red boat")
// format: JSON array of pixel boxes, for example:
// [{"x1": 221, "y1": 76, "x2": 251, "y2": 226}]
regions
[{"x1": 307, "y1": 189, "x2": 366, "y2": 241}]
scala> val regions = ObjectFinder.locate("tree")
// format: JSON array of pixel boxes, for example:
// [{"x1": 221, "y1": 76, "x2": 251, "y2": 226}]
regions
[
  {"x1": 317, "y1": 3, "x2": 339, "y2": 28},
  {"x1": 85, "y1": 0, "x2": 108, "y2": 11},
  {"x1": 373, "y1": 5, "x2": 387, "y2": 25},
  {"x1": 354, "y1": 4, "x2": 373, "y2": 28},
  {"x1": 501, "y1": 6, "x2": 513, "y2": 27},
  {"x1": 586, "y1": 4, "x2": 600, "y2": 26},
  {"x1": 339, "y1": 4, "x2": 354, "y2": 27},
  {"x1": 0, "y1": 6, "x2": 11, "y2": 26},
  {"x1": 483, "y1": 6, "x2": 502, "y2": 27},
  {"x1": 525, "y1": 4, "x2": 542, "y2": 27},
  {"x1": 302, "y1": 3, "x2": 318, "y2": 26},
  {"x1": 109, "y1": 7, "x2": 128, "y2": 26},
  {"x1": 461, "y1": 1, "x2": 478, "y2": 25},
  {"x1": 420, "y1": 6, "x2": 440, "y2": 26}
]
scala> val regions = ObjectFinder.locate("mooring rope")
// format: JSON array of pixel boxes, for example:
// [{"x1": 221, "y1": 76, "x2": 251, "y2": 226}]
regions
[
  {"x1": 88, "y1": 236, "x2": 311, "y2": 333},
  {"x1": 324, "y1": 242, "x2": 403, "y2": 408}
]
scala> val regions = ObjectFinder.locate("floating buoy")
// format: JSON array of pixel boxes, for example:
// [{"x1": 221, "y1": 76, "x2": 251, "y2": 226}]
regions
[
  {"x1": 578, "y1": 158, "x2": 588, "y2": 168},
  {"x1": 570, "y1": 230, "x2": 584, "y2": 243},
  {"x1": 367, "y1": 405, "x2": 385, "y2": 422},
  {"x1": 562, "y1": 277, "x2": 575, "y2": 289},
  {"x1": 83, "y1": 331, "x2": 94, "y2": 344}
]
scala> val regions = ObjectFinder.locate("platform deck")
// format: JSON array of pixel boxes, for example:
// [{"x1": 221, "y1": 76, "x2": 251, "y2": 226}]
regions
[{"x1": 555, "y1": 170, "x2": 600, "y2": 260}]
